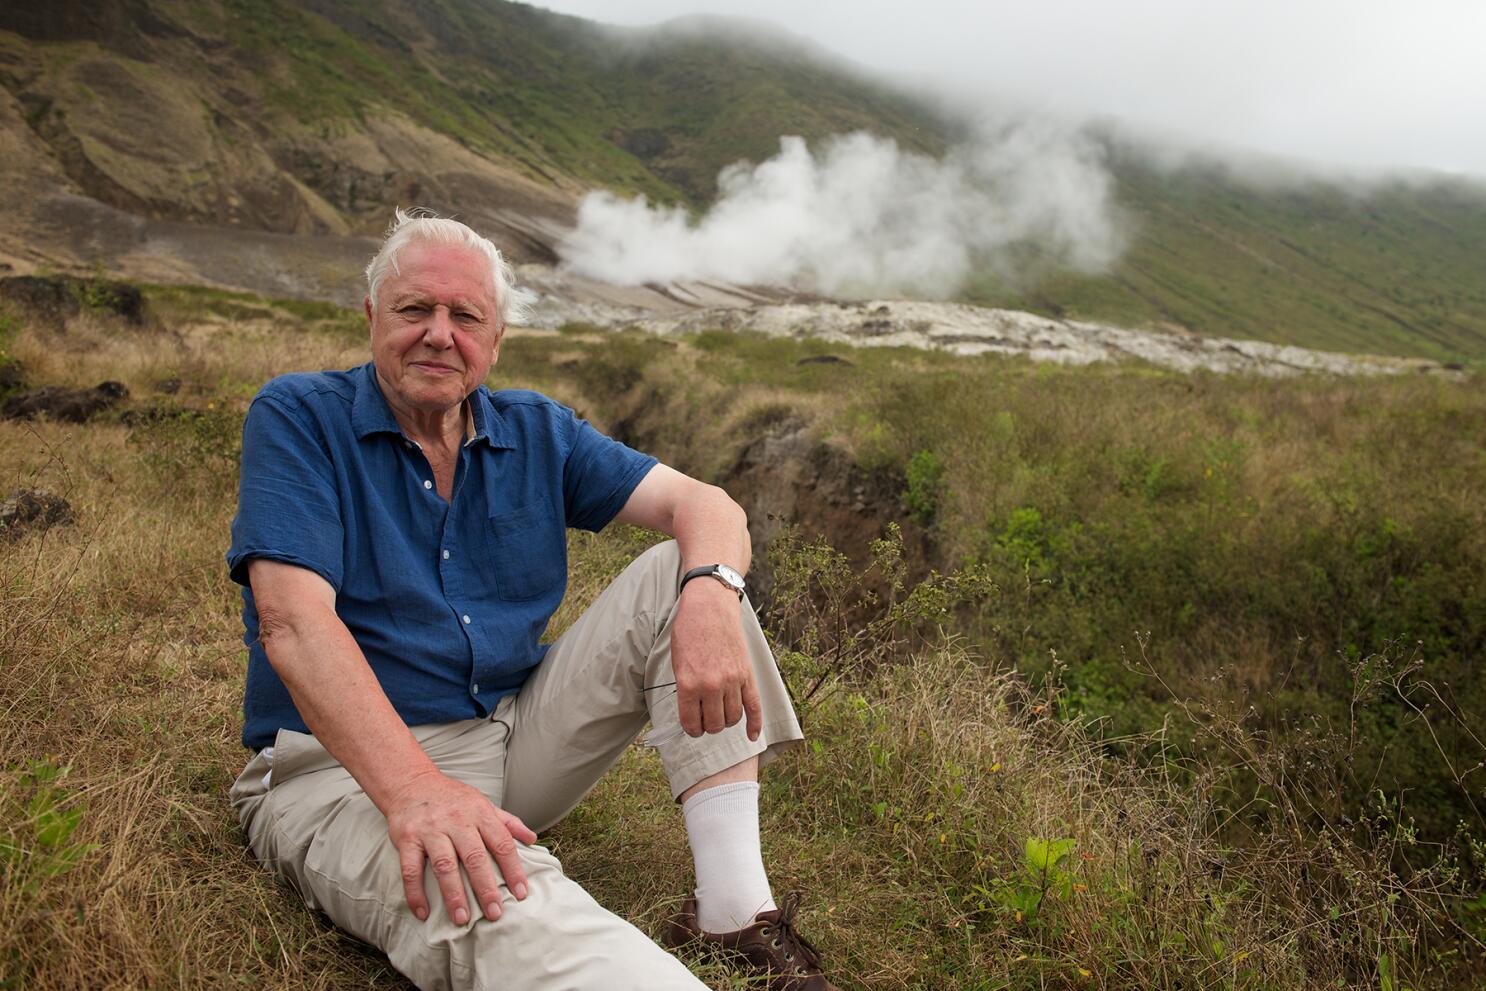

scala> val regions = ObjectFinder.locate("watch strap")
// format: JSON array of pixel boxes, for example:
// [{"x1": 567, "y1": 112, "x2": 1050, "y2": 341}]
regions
[{"x1": 679, "y1": 564, "x2": 745, "y2": 599}]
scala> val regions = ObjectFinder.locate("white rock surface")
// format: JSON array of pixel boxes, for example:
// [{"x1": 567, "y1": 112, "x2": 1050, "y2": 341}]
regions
[{"x1": 516, "y1": 267, "x2": 1449, "y2": 378}]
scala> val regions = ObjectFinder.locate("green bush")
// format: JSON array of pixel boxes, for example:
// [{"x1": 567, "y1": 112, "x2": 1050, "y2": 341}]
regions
[
  {"x1": 126, "y1": 405, "x2": 244, "y2": 492},
  {"x1": 902, "y1": 448, "x2": 945, "y2": 525}
]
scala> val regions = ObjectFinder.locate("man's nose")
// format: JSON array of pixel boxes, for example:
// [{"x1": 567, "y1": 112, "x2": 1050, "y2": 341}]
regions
[{"x1": 422, "y1": 306, "x2": 456, "y2": 347}]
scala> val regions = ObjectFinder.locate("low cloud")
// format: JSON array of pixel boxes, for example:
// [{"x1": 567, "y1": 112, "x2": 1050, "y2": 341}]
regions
[{"x1": 558, "y1": 124, "x2": 1125, "y2": 297}]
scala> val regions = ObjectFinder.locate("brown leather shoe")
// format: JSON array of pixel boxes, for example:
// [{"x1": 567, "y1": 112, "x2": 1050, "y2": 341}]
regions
[{"x1": 662, "y1": 891, "x2": 841, "y2": 991}]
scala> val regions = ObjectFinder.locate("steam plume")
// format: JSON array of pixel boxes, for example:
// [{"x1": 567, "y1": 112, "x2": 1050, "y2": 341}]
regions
[{"x1": 558, "y1": 124, "x2": 1125, "y2": 296}]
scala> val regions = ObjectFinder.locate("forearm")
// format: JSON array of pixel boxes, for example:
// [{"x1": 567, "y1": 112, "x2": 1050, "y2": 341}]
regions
[
  {"x1": 668, "y1": 483, "x2": 751, "y2": 576},
  {"x1": 260, "y1": 605, "x2": 438, "y2": 811}
]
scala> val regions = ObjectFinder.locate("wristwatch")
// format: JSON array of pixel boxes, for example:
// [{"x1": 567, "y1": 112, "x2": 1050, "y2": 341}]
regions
[{"x1": 679, "y1": 563, "x2": 746, "y2": 599}]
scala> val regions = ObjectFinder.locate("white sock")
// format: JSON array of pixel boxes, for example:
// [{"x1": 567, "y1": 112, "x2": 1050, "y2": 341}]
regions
[{"x1": 682, "y1": 781, "x2": 777, "y2": 933}]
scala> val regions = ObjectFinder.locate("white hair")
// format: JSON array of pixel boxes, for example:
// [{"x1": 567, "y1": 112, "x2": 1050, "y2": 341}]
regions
[{"x1": 364, "y1": 208, "x2": 536, "y2": 326}]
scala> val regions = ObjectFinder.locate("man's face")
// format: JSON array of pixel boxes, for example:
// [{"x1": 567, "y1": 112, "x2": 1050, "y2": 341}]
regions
[{"x1": 365, "y1": 242, "x2": 502, "y2": 416}]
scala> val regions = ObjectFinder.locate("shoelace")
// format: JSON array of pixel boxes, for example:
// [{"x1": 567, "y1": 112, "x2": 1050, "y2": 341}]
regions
[{"x1": 760, "y1": 891, "x2": 824, "y2": 972}]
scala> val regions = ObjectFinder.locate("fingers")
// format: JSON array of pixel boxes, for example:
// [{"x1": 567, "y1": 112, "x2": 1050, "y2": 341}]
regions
[
  {"x1": 386, "y1": 775, "x2": 537, "y2": 928},
  {"x1": 497, "y1": 809, "x2": 538, "y2": 846},
  {"x1": 679, "y1": 674, "x2": 762, "y2": 738},
  {"x1": 742, "y1": 677, "x2": 763, "y2": 742},
  {"x1": 453, "y1": 827, "x2": 505, "y2": 922},
  {"x1": 677, "y1": 684, "x2": 704, "y2": 737},
  {"x1": 722, "y1": 684, "x2": 744, "y2": 730},
  {"x1": 700, "y1": 689, "x2": 726, "y2": 735},
  {"x1": 423, "y1": 832, "x2": 472, "y2": 926},
  {"x1": 398, "y1": 839, "x2": 431, "y2": 922},
  {"x1": 477, "y1": 818, "x2": 530, "y2": 903}
]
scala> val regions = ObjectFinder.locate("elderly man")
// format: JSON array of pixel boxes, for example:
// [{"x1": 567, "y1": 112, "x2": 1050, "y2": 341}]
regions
[{"x1": 225, "y1": 210, "x2": 838, "y2": 990}]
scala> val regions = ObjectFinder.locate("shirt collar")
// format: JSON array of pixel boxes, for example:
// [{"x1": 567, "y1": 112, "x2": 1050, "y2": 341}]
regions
[
  {"x1": 351, "y1": 362, "x2": 513, "y2": 450},
  {"x1": 465, "y1": 386, "x2": 513, "y2": 449}
]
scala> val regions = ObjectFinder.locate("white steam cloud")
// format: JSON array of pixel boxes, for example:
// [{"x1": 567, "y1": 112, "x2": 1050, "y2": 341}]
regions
[{"x1": 558, "y1": 125, "x2": 1125, "y2": 297}]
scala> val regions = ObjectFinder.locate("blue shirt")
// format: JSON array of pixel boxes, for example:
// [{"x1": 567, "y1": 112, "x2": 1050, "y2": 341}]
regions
[{"x1": 227, "y1": 362, "x2": 657, "y2": 750}]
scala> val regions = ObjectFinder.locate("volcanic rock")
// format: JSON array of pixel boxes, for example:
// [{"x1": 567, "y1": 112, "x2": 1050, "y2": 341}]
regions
[
  {"x1": 0, "y1": 489, "x2": 74, "y2": 541},
  {"x1": 2, "y1": 380, "x2": 129, "y2": 422},
  {"x1": 0, "y1": 275, "x2": 145, "y2": 324}
]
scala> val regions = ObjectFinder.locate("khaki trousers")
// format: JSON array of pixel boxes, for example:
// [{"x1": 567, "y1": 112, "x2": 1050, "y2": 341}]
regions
[{"x1": 229, "y1": 540, "x2": 804, "y2": 990}]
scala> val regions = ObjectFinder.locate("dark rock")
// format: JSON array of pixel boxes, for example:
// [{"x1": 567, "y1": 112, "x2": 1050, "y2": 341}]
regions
[
  {"x1": 0, "y1": 489, "x2": 73, "y2": 541},
  {"x1": 0, "y1": 360, "x2": 23, "y2": 392},
  {"x1": 796, "y1": 355, "x2": 852, "y2": 367},
  {"x1": 0, "y1": 276, "x2": 77, "y2": 319},
  {"x1": 152, "y1": 377, "x2": 181, "y2": 395},
  {"x1": 0, "y1": 275, "x2": 145, "y2": 324},
  {"x1": 2, "y1": 380, "x2": 129, "y2": 423}
]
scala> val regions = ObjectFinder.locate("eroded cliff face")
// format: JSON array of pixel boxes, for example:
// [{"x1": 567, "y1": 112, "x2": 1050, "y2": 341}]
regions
[{"x1": 0, "y1": 0, "x2": 579, "y2": 279}]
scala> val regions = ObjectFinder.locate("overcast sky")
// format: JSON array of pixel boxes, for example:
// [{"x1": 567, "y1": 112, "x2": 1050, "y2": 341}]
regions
[{"x1": 533, "y1": 0, "x2": 1486, "y2": 178}]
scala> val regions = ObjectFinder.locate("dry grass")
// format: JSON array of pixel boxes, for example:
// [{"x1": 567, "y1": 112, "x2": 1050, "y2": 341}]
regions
[{"x1": 1, "y1": 295, "x2": 1481, "y2": 988}]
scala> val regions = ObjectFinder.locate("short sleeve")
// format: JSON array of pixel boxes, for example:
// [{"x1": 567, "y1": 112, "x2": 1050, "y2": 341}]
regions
[
  {"x1": 227, "y1": 394, "x2": 346, "y2": 590},
  {"x1": 561, "y1": 411, "x2": 658, "y2": 533}
]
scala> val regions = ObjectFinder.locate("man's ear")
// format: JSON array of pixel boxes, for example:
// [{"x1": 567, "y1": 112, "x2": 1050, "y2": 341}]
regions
[{"x1": 364, "y1": 295, "x2": 374, "y2": 325}]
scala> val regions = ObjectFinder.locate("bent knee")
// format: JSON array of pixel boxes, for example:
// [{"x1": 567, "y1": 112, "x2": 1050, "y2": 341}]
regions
[{"x1": 635, "y1": 538, "x2": 683, "y2": 583}]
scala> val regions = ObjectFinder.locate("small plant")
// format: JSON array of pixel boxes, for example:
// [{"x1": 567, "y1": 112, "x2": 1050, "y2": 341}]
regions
[
  {"x1": 0, "y1": 760, "x2": 99, "y2": 898},
  {"x1": 902, "y1": 448, "x2": 946, "y2": 526},
  {"x1": 995, "y1": 835, "x2": 1077, "y2": 923},
  {"x1": 69, "y1": 264, "x2": 136, "y2": 317},
  {"x1": 126, "y1": 404, "x2": 243, "y2": 486},
  {"x1": 765, "y1": 521, "x2": 995, "y2": 715}
]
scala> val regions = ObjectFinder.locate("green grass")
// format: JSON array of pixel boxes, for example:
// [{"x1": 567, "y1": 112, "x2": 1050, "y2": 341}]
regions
[
  {"x1": 1, "y1": 290, "x2": 1483, "y2": 987},
  {"x1": 504, "y1": 324, "x2": 1486, "y2": 856}
]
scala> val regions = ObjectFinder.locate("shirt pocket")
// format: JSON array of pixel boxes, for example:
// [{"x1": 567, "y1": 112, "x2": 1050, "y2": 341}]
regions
[{"x1": 482, "y1": 503, "x2": 566, "y2": 601}]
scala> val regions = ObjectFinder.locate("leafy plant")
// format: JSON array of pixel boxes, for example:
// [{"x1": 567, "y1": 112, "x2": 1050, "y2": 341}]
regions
[
  {"x1": 995, "y1": 836, "x2": 1077, "y2": 924},
  {"x1": 0, "y1": 760, "x2": 99, "y2": 898},
  {"x1": 902, "y1": 448, "x2": 945, "y2": 526},
  {"x1": 126, "y1": 404, "x2": 243, "y2": 487},
  {"x1": 765, "y1": 521, "x2": 995, "y2": 715}
]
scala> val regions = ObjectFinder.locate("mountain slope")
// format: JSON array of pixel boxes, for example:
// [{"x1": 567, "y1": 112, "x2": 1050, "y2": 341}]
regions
[
  {"x1": 969, "y1": 151, "x2": 1486, "y2": 361},
  {"x1": 0, "y1": 0, "x2": 1484, "y2": 360}
]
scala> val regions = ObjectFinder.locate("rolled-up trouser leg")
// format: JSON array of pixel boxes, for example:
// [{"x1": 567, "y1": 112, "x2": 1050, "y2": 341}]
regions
[
  {"x1": 230, "y1": 718, "x2": 707, "y2": 991},
  {"x1": 500, "y1": 539, "x2": 805, "y2": 833}
]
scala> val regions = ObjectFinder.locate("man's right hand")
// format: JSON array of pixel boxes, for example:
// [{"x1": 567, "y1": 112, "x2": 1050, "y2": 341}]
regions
[{"x1": 384, "y1": 769, "x2": 537, "y2": 925}]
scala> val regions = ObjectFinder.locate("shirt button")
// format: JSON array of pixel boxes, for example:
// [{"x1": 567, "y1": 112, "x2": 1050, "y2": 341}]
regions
[
  {"x1": 423, "y1": 480, "x2": 433, "y2": 490},
  {"x1": 442, "y1": 549, "x2": 450, "y2": 560},
  {"x1": 472, "y1": 684, "x2": 480, "y2": 694},
  {"x1": 462, "y1": 614, "x2": 471, "y2": 624}
]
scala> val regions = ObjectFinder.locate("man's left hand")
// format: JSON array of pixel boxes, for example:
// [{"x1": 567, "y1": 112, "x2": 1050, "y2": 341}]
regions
[{"x1": 670, "y1": 580, "x2": 762, "y2": 740}]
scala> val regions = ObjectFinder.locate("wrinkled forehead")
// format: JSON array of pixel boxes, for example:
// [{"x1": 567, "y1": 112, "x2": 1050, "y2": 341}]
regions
[{"x1": 383, "y1": 241, "x2": 498, "y2": 309}]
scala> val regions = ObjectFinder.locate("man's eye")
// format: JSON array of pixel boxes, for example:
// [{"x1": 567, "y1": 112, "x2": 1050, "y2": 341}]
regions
[{"x1": 398, "y1": 305, "x2": 427, "y2": 315}]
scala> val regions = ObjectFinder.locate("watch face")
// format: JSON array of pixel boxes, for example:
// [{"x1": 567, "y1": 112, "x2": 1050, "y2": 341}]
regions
[{"x1": 716, "y1": 564, "x2": 745, "y2": 590}]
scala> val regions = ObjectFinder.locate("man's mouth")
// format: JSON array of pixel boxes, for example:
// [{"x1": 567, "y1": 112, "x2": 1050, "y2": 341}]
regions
[{"x1": 411, "y1": 361, "x2": 458, "y2": 375}]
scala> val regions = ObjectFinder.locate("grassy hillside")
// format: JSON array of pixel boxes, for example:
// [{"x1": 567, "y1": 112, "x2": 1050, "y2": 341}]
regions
[
  {"x1": 1, "y1": 285, "x2": 1483, "y2": 987},
  {"x1": 970, "y1": 151, "x2": 1486, "y2": 362},
  {"x1": 1, "y1": 0, "x2": 1485, "y2": 360}
]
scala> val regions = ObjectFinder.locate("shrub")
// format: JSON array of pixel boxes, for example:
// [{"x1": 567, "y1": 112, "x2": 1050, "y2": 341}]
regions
[
  {"x1": 902, "y1": 448, "x2": 945, "y2": 526},
  {"x1": 126, "y1": 404, "x2": 243, "y2": 493}
]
